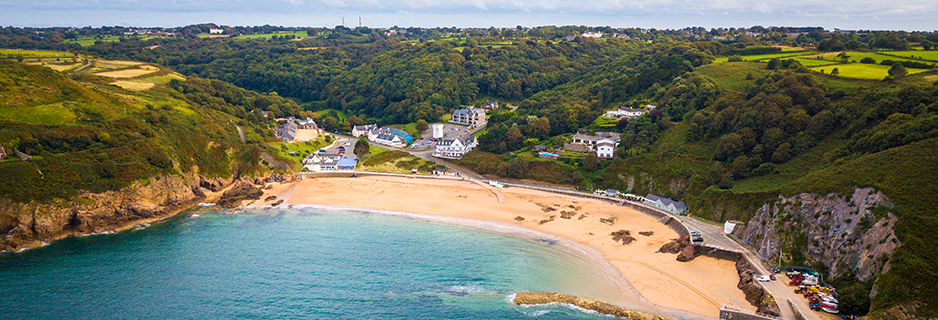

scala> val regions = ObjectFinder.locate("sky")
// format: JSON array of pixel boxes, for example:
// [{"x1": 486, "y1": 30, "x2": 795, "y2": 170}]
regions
[{"x1": 1, "y1": 0, "x2": 936, "y2": 31}]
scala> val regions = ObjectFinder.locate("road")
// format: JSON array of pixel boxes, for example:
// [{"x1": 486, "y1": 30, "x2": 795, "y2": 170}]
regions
[{"x1": 236, "y1": 126, "x2": 245, "y2": 143}]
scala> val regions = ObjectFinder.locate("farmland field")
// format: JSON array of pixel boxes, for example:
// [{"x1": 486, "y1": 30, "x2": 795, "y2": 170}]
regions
[
  {"x1": 791, "y1": 58, "x2": 840, "y2": 67},
  {"x1": 64, "y1": 35, "x2": 161, "y2": 46},
  {"x1": 237, "y1": 31, "x2": 308, "y2": 39},
  {"x1": 714, "y1": 51, "x2": 817, "y2": 63},
  {"x1": 813, "y1": 52, "x2": 929, "y2": 65},
  {"x1": 879, "y1": 50, "x2": 938, "y2": 62},
  {"x1": 0, "y1": 49, "x2": 73, "y2": 57},
  {"x1": 808, "y1": 63, "x2": 930, "y2": 80}
]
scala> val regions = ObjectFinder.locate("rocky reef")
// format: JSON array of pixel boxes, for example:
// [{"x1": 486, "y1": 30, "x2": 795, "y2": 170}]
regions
[
  {"x1": 1, "y1": 173, "x2": 214, "y2": 252},
  {"x1": 512, "y1": 291, "x2": 676, "y2": 320},
  {"x1": 658, "y1": 236, "x2": 698, "y2": 262},
  {"x1": 733, "y1": 187, "x2": 899, "y2": 282}
]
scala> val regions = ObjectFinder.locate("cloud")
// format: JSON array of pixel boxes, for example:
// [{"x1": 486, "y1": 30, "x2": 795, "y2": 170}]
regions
[{"x1": 1, "y1": 0, "x2": 935, "y2": 29}]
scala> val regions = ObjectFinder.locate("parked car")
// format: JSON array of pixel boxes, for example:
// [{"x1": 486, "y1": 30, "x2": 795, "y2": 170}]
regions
[
  {"x1": 756, "y1": 275, "x2": 772, "y2": 282},
  {"x1": 692, "y1": 237, "x2": 704, "y2": 242},
  {"x1": 690, "y1": 229, "x2": 701, "y2": 236}
]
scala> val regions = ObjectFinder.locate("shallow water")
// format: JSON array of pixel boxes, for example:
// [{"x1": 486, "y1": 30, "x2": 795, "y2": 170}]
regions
[{"x1": 0, "y1": 207, "x2": 633, "y2": 319}]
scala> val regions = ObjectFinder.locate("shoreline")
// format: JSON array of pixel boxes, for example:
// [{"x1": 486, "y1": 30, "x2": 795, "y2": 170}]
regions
[
  {"x1": 250, "y1": 176, "x2": 754, "y2": 318},
  {"x1": 246, "y1": 202, "x2": 707, "y2": 319}
]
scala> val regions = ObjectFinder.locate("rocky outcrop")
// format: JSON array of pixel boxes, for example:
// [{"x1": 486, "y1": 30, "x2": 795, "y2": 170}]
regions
[
  {"x1": 199, "y1": 175, "x2": 234, "y2": 192},
  {"x1": 0, "y1": 173, "x2": 207, "y2": 252},
  {"x1": 611, "y1": 230, "x2": 636, "y2": 245},
  {"x1": 733, "y1": 187, "x2": 900, "y2": 282},
  {"x1": 215, "y1": 180, "x2": 264, "y2": 209},
  {"x1": 512, "y1": 291, "x2": 676, "y2": 320},
  {"x1": 736, "y1": 259, "x2": 781, "y2": 316},
  {"x1": 658, "y1": 236, "x2": 698, "y2": 262}
]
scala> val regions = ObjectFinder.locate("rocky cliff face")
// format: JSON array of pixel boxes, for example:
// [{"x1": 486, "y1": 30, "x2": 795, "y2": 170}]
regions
[
  {"x1": 0, "y1": 173, "x2": 206, "y2": 252},
  {"x1": 734, "y1": 187, "x2": 900, "y2": 282}
]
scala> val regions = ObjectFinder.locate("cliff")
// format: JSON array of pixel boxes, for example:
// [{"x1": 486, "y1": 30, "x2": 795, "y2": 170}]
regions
[
  {"x1": 0, "y1": 173, "x2": 206, "y2": 252},
  {"x1": 733, "y1": 187, "x2": 900, "y2": 283}
]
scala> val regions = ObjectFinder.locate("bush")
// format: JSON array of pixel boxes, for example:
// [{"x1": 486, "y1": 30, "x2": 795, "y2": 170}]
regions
[{"x1": 860, "y1": 57, "x2": 876, "y2": 64}]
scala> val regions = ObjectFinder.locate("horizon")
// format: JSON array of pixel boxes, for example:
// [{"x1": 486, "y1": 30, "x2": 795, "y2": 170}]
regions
[{"x1": 2, "y1": 0, "x2": 936, "y2": 32}]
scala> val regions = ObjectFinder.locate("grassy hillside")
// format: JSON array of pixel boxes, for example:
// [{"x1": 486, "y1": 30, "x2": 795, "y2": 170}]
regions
[{"x1": 0, "y1": 55, "x2": 298, "y2": 202}]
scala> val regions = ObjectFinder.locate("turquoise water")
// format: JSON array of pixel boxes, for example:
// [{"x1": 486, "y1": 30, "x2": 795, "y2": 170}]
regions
[{"x1": 0, "y1": 207, "x2": 628, "y2": 319}]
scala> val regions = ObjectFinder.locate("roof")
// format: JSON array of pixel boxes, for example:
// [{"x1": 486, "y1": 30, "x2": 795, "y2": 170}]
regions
[
  {"x1": 618, "y1": 107, "x2": 644, "y2": 113},
  {"x1": 597, "y1": 140, "x2": 616, "y2": 148},
  {"x1": 354, "y1": 124, "x2": 377, "y2": 131},
  {"x1": 336, "y1": 158, "x2": 358, "y2": 166},
  {"x1": 645, "y1": 194, "x2": 688, "y2": 211}
]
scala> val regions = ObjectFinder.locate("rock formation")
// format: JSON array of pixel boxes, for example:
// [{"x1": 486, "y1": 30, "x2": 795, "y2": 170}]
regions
[
  {"x1": 735, "y1": 259, "x2": 781, "y2": 316},
  {"x1": 611, "y1": 230, "x2": 636, "y2": 245},
  {"x1": 658, "y1": 236, "x2": 698, "y2": 262},
  {"x1": 512, "y1": 291, "x2": 676, "y2": 320},
  {"x1": 734, "y1": 187, "x2": 900, "y2": 282},
  {"x1": 0, "y1": 173, "x2": 207, "y2": 252},
  {"x1": 215, "y1": 180, "x2": 264, "y2": 209}
]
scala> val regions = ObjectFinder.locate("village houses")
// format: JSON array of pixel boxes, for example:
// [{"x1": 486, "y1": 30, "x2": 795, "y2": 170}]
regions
[
  {"x1": 564, "y1": 130, "x2": 622, "y2": 158},
  {"x1": 645, "y1": 194, "x2": 688, "y2": 215},
  {"x1": 274, "y1": 117, "x2": 319, "y2": 143},
  {"x1": 352, "y1": 124, "x2": 413, "y2": 148}
]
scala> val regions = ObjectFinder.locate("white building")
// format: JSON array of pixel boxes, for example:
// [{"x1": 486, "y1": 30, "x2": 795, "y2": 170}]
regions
[
  {"x1": 644, "y1": 194, "x2": 688, "y2": 215},
  {"x1": 431, "y1": 123, "x2": 444, "y2": 139},
  {"x1": 374, "y1": 132, "x2": 405, "y2": 147},
  {"x1": 582, "y1": 31, "x2": 604, "y2": 38},
  {"x1": 433, "y1": 135, "x2": 478, "y2": 159},
  {"x1": 596, "y1": 138, "x2": 615, "y2": 158},
  {"x1": 209, "y1": 28, "x2": 224, "y2": 34},
  {"x1": 604, "y1": 107, "x2": 645, "y2": 119}
]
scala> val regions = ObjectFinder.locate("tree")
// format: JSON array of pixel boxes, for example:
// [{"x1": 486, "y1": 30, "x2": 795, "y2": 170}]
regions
[
  {"x1": 771, "y1": 142, "x2": 792, "y2": 163},
  {"x1": 354, "y1": 138, "x2": 369, "y2": 159},
  {"x1": 583, "y1": 152, "x2": 600, "y2": 171},
  {"x1": 767, "y1": 58, "x2": 780, "y2": 70},
  {"x1": 837, "y1": 52, "x2": 850, "y2": 63},
  {"x1": 831, "y1": 68, "x2": 839, "y2": 76},
  {"x1": 415, "y1": 119, "x2": 429, "y2": 131},
  {"x1": 886, "y1": 62, "x2": 907, "y2": 80}
]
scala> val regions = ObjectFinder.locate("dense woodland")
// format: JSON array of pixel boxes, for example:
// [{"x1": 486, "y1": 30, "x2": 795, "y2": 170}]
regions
[{"x1": 2, "y1": 24, "x2": 938, "y2": 318}]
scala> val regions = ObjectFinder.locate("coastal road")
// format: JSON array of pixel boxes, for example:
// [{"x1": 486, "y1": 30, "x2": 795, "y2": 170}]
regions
[{"x1": 680, "y1": 217, "x2": 818, "y2": 320}]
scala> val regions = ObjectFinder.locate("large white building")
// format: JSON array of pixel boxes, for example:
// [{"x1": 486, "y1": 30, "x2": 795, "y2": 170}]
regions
[
  {"x1": 433, "y1": 135, "x2": 478, "y2": 159},
  {"x1": 431, "y1": 123, "x2": 444, "y2": 139},
  {"x1": 450, "y1": 107, "x2": 487, "y2": 128}
]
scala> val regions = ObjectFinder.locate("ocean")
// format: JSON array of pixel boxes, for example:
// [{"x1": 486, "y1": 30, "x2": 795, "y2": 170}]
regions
[{"x1": 0, "y1": 207, "x2": 637, "y2": 319}]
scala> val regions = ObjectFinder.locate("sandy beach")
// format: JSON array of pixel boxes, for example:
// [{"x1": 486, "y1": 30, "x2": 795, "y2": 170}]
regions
[{"x1": 251, "y1": 175, "x2": 754, "y2": 318}]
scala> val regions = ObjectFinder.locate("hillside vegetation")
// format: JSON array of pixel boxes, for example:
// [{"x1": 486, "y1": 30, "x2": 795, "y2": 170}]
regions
[{"x1": 0, "y1": 56, "x2": 298, "y2": 202}]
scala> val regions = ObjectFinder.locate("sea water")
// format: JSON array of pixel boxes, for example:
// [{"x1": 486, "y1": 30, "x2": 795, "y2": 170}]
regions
[{"x1": 0, "y1": 207, "x2": 628, "y2": 319}]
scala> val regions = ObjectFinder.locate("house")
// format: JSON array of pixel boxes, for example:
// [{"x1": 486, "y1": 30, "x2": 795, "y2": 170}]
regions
[
  {"x1": 571, "y1": 131, "x2": 621, "y2": 147},
  {"x1": 433, "y1": 168, "x2": 459, "y2": 176},
  {"x1": 483, "y1": 100, "x2": 499, "y2": 110},
  {"x1": 374, "y1": 132, "x2": 404, "y2": 147},
  {"x1": 450, "y1": 107, "x2": 487, "y2": 128},
  {"x1": 645, "y1": 194, "x2": 688, "y2": 215},
  {"x1": 433, "y1": 134, "x2": 478, "y2": 159},
  {"x1": 274, "y1": 119, "x2": 298, "y2": 142},
  {"x1": 297, "y1": 117, "x2": 318, "y2": 130},
  {"x1": 209, "y1": 28, "x2": 224, "y2": 34},
  {"x1": 352, "y1": 124, "x2": 377, "y2": 138},
  {"x1": 294, "y1": 117, "x2": 319, "y2": 142},
  {"x1": 596, "y1": 138, "x2": 616, "y2": 158},
  {"x1": 604, "y1": 107, "x2": 645, "y2": 119},
  {"x1": 582, "y1": 31, "x2": 604, "y2": 38},
  {"x1": 302, "y1": 153, "x2": 345, "y2": 172}
]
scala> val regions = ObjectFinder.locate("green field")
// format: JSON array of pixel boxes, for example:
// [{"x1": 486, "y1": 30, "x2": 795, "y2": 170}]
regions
[
  {"x1": 808, "y1": 63, "x2": 930, "y2": 80},
  {"x1": 237, "y1": 31, "x2": 308, "y2": 39},
  {"x1": 812, "y1": 52, "x2": 928, "y2": 65},
  {"x1": 0, "y1": 49, "x2": 73, "y2": 57},
  {"x1": 791, "y1": 58, "x2": 840, "y2": 67},
  {"x1": 878, "y1": 50, "x2": 938, "y2": 62},
  {"x1": 313, "y1": 108, "x2": 347, "y2": 121},
  {"x1": 714, "y1": 51, "x2": 818, "y2": 63},
  {"x1": 64, "y1": 35, "x2": 161, "y2": 46}
]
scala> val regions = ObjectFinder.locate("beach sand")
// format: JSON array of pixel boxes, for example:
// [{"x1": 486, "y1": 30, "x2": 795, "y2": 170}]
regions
[{"x1": 253, "y1": 176, "x2": 754, "y2": 318}]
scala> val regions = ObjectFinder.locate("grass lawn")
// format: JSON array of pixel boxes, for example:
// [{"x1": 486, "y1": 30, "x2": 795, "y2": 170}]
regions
[
  {"x1": 0, "y1": 49, "x2": 73, "y2": 57},
  {"x1": 696, "y1": 62, "x2": 770, "y2": 94},
  {"x1": 313, "y1": 108, "x2": 347, "y2": 121},
  {"x1": 268, "y1": 138, "x2": 332, "y2": 170},
  {"x1": 0, "y1": 103, "x2": 77, "y2": 126},
  {"x1": 64, "y1": 35, "x2": 161, "y2": 47},
  {"x1": 591, "y1": 116, "x2": 619, "y2": 128},
  {"x1": 238, "y1": 31, "x2": 309, "y2": 39},
  {"x1": 808, "y1": 63, "x2": 930, "y2": 80},
  {"x1": 358, "y1": 148, "x2": 442, "y2": 174}
]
